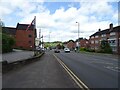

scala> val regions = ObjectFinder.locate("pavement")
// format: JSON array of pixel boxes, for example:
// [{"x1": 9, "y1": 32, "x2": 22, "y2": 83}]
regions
[
  {"x1": 0, "y1": 49, "x2": 36, "y2": 89},
  {"x1": 1, "y1": 49, "x2": 34, "y2": 63},
  {"x1": 2, "y1": 51, "x2": 78, "y2": 88}
]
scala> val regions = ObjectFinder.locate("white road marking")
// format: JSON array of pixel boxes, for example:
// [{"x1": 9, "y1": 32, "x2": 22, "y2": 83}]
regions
[
  {"x1": 53, "y1": 54, "x2": 90, "y2": 90},
  {"x1": 104, "y1": 66, "x2": 120, "y2": 72},
  {"x1": 90, "y1": 61, "x2": 114, "y2": 65}
]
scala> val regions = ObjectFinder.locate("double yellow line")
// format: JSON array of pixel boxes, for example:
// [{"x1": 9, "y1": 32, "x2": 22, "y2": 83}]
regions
[{"x1": 53, "y1": 54, "x2": 90, "y2": 90}]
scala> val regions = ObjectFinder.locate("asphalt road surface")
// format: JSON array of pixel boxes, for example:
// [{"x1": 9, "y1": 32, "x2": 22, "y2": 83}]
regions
[
  {"x1": 2, "y1": 51, "x2": 78, "y2": 88},
  {"x1": 54, "y1": 50, "x2": 119, "y2": 88}
]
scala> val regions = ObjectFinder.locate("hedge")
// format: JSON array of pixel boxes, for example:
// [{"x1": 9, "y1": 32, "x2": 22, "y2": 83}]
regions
[{"x1": 2, "y1": 33, "x2": 15, "y2": 53}]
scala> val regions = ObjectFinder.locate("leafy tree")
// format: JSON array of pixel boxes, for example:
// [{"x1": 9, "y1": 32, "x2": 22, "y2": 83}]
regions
[
  {"x1": 0, "y1": 19, "x2": 5, "y2": 27},
  {"x1": 2, "y1": 33, "x2": 15, "y2": 53},
  {"x1": 100, "y1": 40, "x2": 112, "y2": 53}
]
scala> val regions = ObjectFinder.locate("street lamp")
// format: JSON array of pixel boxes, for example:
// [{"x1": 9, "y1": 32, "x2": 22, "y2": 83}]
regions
[{"x1": 76, "y1": 22, "x2": 80, "y2": 52}]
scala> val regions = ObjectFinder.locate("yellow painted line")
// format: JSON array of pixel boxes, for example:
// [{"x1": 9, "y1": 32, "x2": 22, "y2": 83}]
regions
[{"x1": 53, "y1": 54, "x2": 90, "y2": 90}]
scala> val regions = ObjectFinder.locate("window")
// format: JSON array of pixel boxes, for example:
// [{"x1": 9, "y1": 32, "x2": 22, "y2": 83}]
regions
[
  {"x1": 91, "y1": 41, "x2": 94, "y2": 44},
  {"x1": 112, "y1": 47, "x2": 117, "y2": 51},
  {"x1": 101, "y1": 34, "x2": 106, "y2": 37},
  {"x1": 86, "y1": 41, "x2": 88, "y2": 44},
  {"x1": 28, "y1": 34, "x2": 32, "y2": 38},
  {"x1": 110, "y1": 32, "x2": 116, "y2": 36},
  {"x1": 95, "y1": 46, "x2": 98, "y2": 50},
  {"x1": 29, "y1": 41, "x2": 32, "y2": 44},
  {"x1": 95, "y1": 36, "x2": 99, "y2": 38},
  {"x1": 95, "y1": 40, "x2": 99, "y2": 44},
  {"x1": 91, "y1": 36, "x2": 94, "y2": 39},
  {"x1": 109, "y1": 40, "x2": 116, "y2": 46}
]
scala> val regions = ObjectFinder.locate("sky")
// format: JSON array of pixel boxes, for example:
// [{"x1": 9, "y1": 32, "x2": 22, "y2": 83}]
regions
[{"x1": 0, "y1": 0, "x2": 119, "y2": 42}]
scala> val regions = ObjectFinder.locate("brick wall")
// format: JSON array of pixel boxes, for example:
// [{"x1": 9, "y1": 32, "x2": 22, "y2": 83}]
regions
[
  {"x1": 66, "y1": 41, "x2": 75, "y2": 50},
  {"x1": 15, "y1": 30, "x2": 35, "y2": 50},
  {"x1": 80, "y1": 39, "x2": 89, "y2": 48}
]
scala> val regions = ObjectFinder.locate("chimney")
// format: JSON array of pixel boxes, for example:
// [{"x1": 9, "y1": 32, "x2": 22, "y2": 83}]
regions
[
  {"x1": 98, "y1": 28, "x2": 101, "y2": 32},
  {"x1": 109, "y1": 23, "x2": 113, "y2": 31}
]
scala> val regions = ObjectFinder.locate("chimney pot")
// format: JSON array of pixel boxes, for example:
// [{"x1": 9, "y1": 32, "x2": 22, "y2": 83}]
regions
[
  {"x1": 109, "y1": 23, "x2": 113, "y2": 31},
  {"x1": 98, "y1": 28, "x2": 101, "y2": 32}
]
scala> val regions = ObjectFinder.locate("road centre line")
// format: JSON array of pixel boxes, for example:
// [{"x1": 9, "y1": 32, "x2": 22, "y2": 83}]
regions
[{"x1": 53, "y1": 54, "x2": 90, "y2": 90}]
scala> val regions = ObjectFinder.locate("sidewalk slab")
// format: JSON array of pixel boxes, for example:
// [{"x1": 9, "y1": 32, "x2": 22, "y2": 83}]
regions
[{"x1": 2, "y1": 50, "x2": 34, "y2": 63}]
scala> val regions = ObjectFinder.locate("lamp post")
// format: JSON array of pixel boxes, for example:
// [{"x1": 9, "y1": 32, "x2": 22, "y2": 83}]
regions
[
  {"x1": 76, "y1": 22, "x2": 80, "y2": 52},
  {"x1": 39, "y1": 28, "x2": 41, "y2": 48},
  {"x1": 49, "y1": 31, "x2": 51, "y2": 43}
]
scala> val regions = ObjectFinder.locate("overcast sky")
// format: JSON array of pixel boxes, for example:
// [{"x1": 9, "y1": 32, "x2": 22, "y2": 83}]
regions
[{"x1": 0, "y1": 0, "x2": 119, "y2": 42}]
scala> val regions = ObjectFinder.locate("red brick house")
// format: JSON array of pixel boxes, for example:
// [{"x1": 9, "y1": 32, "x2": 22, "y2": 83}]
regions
[
  {"x1": 2, "y1": 23, "x2": 36, "y2": 50},
  {"x1": 66, "y1": 40, "x2": 76, "y2": 50},
  {"x1": 79, "y1": 38, "x2": 89, "y2": 48},
  {"x1": 15, "y1": 23, "x2": 36, "y2": 50},
  {"x1": 75, "y1": 38, "x2": 89, "y2": 49},
  {"x1": 89, "y1": 23, "x2": 120, "y2": 54}
]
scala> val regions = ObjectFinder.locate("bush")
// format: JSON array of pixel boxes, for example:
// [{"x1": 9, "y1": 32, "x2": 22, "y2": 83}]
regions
[
  {"x1": 99, "y1": 40, "x2": 112, "y2": 54},
  {"x1": 2, "y1": 33, "x2": 15, "y2": 53},
  {"x1": 80, "y1": 47, "x2": 95, "y2": 52},
  {"x1": 80, "y1": 47, "x2": 86, "y2": 51}
]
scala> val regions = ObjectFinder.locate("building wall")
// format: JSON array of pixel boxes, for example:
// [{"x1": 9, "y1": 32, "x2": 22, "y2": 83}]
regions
[
  {"x1": 89, "y1": 31, "x2": 120, "y2": 54},
  {"x1": 117, "y1": 32, "x2": 120, "y2": 55},
  {"x1": 80, "y1": 39, "x2": 89, "y2": 48},
  {"x1": 108, "y1": 32, "x2": 118, "y2": 53},
  {"x1": 89, "y1": 36, "x2": 95, "y2": 50},
  {"x1": 15, "y1": 30, "x2": 35, "y2": 50},
  {"x1": 66, "y1": 41, "x2": 75, "y2": 50}
]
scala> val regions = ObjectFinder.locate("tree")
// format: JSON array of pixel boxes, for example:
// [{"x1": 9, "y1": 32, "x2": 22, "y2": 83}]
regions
[
  {"x1": 0, "y1": 19, "x2": 5, "y2": 27},
  {"x1": 100, "y1": 40, "x2": 112, "y2": 53},
  {"x1": 2, "y1": 33, "x2": 15, "y2": 53}
]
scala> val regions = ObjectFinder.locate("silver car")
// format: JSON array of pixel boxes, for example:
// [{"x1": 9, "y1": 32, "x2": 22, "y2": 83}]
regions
[{"x1": 64, "y1": 48, "x2": 70, "y2": 53}]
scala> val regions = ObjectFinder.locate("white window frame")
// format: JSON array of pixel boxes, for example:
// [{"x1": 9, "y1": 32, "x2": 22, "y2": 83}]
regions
[
  {"x1": 95, "y1": 40, "x2": 99, "y2": 44},
  {"x1": 101, "y1": 34, "x2": 106, "y2": 37},
  {"x1": 95, "y1": 35, "x2": 99, "y2": 38},
  {"x1": 91, "y1": 36, "x2": 94, "y2": 39},
  {"x1": 91, "y1": 41, "x2": 94, "y2": 44},
  {"x1": 110, "y1": 32, "x2": 116, "y2": 36}
]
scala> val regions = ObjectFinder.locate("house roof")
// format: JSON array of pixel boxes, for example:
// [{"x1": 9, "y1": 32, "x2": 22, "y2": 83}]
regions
[
  {"x1": 16, "y1": 23, "x2": 35, "y2": 30},
  {"x1": 2, "y1": 27, "x2": 16, "y2": 35},
  {"x1": 90, "y1": 25, "x2": 120, "y2": 37},
  {"x1": 110, "y1": 25, "x2": 120, "y2": 32}
]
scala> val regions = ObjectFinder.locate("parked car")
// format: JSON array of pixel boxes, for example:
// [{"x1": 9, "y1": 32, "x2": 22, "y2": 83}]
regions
[
  {"x1": 64, "y1": 48, "x2": 70, "y2": 53},
  {"x1": 54, "y1": 49, "x2": 60, "y2": 53}
]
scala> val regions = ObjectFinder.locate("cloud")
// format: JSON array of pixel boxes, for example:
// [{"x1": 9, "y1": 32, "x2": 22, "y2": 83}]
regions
[{"x1": 0, "y1": 1, "x2": 118, "y2": 42}]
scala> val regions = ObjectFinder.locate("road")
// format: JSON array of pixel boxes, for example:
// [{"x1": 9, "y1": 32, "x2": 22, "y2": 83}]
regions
[
  {"x1": 2, "y1": 51, "x2": 78, "y2": 88},
  {"x1": 54, "y1": 50, "x2": 119, "y2": 88}
]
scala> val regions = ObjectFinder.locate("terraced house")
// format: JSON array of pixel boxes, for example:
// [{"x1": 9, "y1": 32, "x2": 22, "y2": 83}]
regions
[{"x1": 89, "y1": 23, "x2": 120, "y2": 54}]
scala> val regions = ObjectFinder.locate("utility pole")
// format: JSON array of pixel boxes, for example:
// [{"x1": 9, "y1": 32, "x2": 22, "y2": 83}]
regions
[
  {"x1": 76, "y1": 22, "x2": 80, "y2": 52},
  {"x1": 34, "y1": 16, "x2": 36, "y2": 56},
  {"x1": 49, "y1": 31, "x2": 51, "y2": 50},
  {"x1": 39, "y1": 28, "x2": 41, "y2": 48},
  {"x1": 42, "y1": 35, "x2": 43, "y2": 48},
  {"x1": 49, "y1": 31, "x2": 51, "y2": 43}
]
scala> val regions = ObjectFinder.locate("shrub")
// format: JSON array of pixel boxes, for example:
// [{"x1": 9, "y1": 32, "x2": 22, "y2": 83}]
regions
[
  {"x1": 2, "y1": 33, "x2": 15, "y2": 53},
  {"x1": 99, "y1": 40, "x2": 112, "y2": 54},
  {"x1": 80, "y1": 47, "x2": 86, "y2": 51}
]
